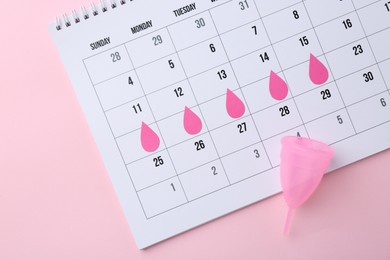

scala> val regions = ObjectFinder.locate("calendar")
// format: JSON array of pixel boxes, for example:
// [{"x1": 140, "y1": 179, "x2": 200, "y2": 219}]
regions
[{"x1": 50, "y1": 0, "x2": 390, "y2": 249}]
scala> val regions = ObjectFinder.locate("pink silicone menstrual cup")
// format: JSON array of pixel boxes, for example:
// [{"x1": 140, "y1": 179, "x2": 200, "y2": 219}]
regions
[{"x1": 280, "y1": 136, "x2": 334, "y2": 235}]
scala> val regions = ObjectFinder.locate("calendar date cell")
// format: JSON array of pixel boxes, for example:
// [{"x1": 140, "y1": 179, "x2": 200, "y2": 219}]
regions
[
  {"x1": 336, "y1": 65, "x2": 387, "y2": 106},
  {"x1": 263, "y1": 126, "x2": 308, "y2": 167},
  {"x1": 273, "y1": 29, "x2": 322, "y2": 69},
  {"x1": 210, "y1": 0, "x2": 259, "y2": 34},
  {"x1": 232, "y1": 46, "x2": 281, "y2": 86},
  {"x1": 326, "y1": 39, "x2": 376, "y2": 79},
  {"x1": 168, "y1": 133, "x2": 219, "y2": 173},
  {"x1": 125, "y1": 28, "x2": 176, "y2": 68},
  {"x1": 220, "y1": 19, "x2": 270, "y2": 60},
  {"x1": 252, "y1": 99, "x2": 302, "y2": 140},
  {"x1": 210, "y1": 116, "x2": 261, "y2": 157},
  {"x1": 283, "y1": 55, "x2": 333, "y2": 96},
  {"x1": 158, "y1": 106, "x2": 206, "y2": 147},
  {"x1": 221, "y1": 142, "x2": 271, "y2": 183},
  {"x1": 357, "y1": 1, "x2": 390, "y2": 35},
  {"x1": 138, "y1": 177, "x2": 187, "y2": 218},
  {"x1": 305, "y1": 109, "x2": 355, "y2": 145},
  {"x1": 136, "y1": 54, "x2": 186, "y2": 94},
  {"x1": 263, "y1": 3, "x2": 312, "y2": 43},
  {"x1": 189, "y1": 64, "x2": 239, "y2": 103},
  {"x1": 315, "y1": 12, "x2": 365, "y2": 53},
  {"x1": 304, "y1": 0, "x2": 354, "y2": 26},
  {"x1": 84, "y1": 45, "x2": 133, "y2": 85},
  {"x1": 95, "y1": 70, "x2": 143, "y2": 111},
  {"x1": 347, "y1": 92, "x2": 390, "y2": 133},
  {"x1": 368, "y1": 28, "x2": 390, "y2": 62},
  {"x1": 168, "y1": 12, "x2": 218, "y2": 51},
  {"x1": 106, "y1": 97, "x2": 154, "y2": 137},
  {"x1": 294, "y1": 82, "x2": 344, "y2": 123},
  {"x1": 127, "y1": 150, "x2": 177, "y2": 191},
  {"x1": 254, "y1": 0, "x2": 300, "y2": 17},
  {"x1": 117, "y1": 123, "x2": 164, "y2": 164},
  {"x1": 178, "y1": 37, "x2": 228, "y2": 77},
  {"x1": 147, "y1": 80, "x2": 197, "y2": 121},
  {"x1": 200, "y1": 90, "x2": 249, "y2": 130},
  {"x1": 242, "y1": 73, "x2": 292, "y2": 112},
  {"x1": 180, "y1": 160, "x2": 229, "y2": 201}
]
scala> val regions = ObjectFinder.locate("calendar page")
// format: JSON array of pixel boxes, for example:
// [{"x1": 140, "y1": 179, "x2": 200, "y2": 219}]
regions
[{"x1": 50, "y1": 0, "x2": 390, "y2": 249}]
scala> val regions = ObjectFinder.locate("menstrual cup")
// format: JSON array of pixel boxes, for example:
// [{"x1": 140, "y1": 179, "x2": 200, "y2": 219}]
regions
[{"x1": 280, "y1": 136, "x2": 334, "y2": 235}]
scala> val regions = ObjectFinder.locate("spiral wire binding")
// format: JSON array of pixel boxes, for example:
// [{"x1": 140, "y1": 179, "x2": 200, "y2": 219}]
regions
[{"x1": 56, "y1": 0, "x2": 132, "y2": 31}]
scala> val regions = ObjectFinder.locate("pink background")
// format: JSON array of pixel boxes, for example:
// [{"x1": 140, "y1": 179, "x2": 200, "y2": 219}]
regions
[{"x1": 1, "y1": 1, "x2": 389, "y2": 259}]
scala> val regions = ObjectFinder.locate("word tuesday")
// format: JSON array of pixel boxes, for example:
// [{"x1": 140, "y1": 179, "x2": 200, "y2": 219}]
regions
[{"x1": 173, "y1": 3, "x2": 196, "y2": 17}]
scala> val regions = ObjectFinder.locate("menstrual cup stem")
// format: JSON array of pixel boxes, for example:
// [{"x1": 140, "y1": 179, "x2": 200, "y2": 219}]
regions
[{"x1": 284, "y1": 208, "x2": 294, "y2": 236}]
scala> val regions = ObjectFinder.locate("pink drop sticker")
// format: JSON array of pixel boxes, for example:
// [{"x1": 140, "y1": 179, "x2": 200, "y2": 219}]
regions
[
  {"x1": 226, "y1": 88, "x2": 245, "y2": 119},
  {"x1": 183, "y1": 106, "x2": 202, "y2": 135},
  {"x1": 140, "y1": 122, "x2": 160, "y2": 153},
  {"x1": 309, "y1": 53, "x2": 329, "y2": 85},
  {"x1": 269, "y1": 70, "x2": 288, "y2": 101}
]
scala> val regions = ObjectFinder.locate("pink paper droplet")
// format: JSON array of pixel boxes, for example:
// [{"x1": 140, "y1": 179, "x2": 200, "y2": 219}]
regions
[
  {"x1": 309, "y1": 53, "x2": 329, "y2": 85},
  {"x1": 183, "y1": 106, "x2": 202, "y2": 135},
  {"x1": 140, "y1": 122, "x2": 160, "y2": 152},
  {"x1": 269, "y1": 70, "x2": 288, "y2": 101},
  {"x1": 226, "y1": 88, "x2": 245, "y2": 119}
]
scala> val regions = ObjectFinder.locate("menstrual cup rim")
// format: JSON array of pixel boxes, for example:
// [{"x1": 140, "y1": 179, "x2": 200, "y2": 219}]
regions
[{"x1": 281, "y1": 136, "x2": 334, "y2": 159}]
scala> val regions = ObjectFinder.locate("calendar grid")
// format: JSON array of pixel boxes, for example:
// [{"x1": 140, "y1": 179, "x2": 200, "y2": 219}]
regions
[
  {"x1": 81, "y1": 61, "x2": 149, "y2": 219},
  {"x1": 81, "y1": 0, "x2": 382, "y2": 65},
  {"x1": 91, "y1": 23, "x2": 389, "y2": 93},
  {"x1": 301, "y1": 0, "x2": 358, "y2": 135},
  {"x1": 80, "y1": 0, "x2": 390, "y2": 220},
  {"x1": 102, "y1": 43, "x2": 390, "y2": 121},
  {"x1": 351, "y1": 0, "x2": 390, "y2": 95},
  {"x1": 122, "y1": 44, "x2": 191, "y2": 204},
  {"x1": 165, "y1": 26, "x2": 233, "y2": 185},
  {"x1": 120, "y1": 86, "x2": 390, "y2": 168},
  {"x1": 252, "y1": 0, "x2": 310, "y2": 138},
  {"x1": 206, "y1": 9, "x2": 273, "y2": 168},
  {"x1": 330, "y1": 117, "x2": 390, "y2": 146}
]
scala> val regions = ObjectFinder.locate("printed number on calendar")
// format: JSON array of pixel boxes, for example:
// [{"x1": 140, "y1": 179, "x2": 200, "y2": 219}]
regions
[
  {"x1": 174, "y1": 87, "x2": 184, "y2": 97},
  {"x1": 342, "y1": 19, "x2": 353, "y2": 29},
  {"x1": 217, "y1": 70, "x2": 227, "y2": 80},
  {"x1": 237, "y1": 122, "x2": 247, "y2": 133},
  {"x1": 128, "y1": 76, "x2": 134, "y2": 85},
  {"x1": 239, "y1": 0, "x2": 249, "y2": 10},
  {"x1": 211, "y1": 166, "x2": 218, "y2": 175},
  {"x1": 321, "y1": 89, "x2": 332, "y2": 100},
  {"x1": 299, "y1": 36, "x2": 309, "y2": 47},
  {"x1": 195, "y1": 140, "x2": 206, "y2": 151},
  {"x1": 293, "y1": 10, "x2": 299, "y2": 19},
  {"x1": 337, "y1": 115, "x2": 343, "y2": 124},
  {"x1": 279, "y1": 106, "x2": 290, "y2": 117},
  {"x1": 133, "y1": 103, "x2": 142, "y2": 114},
  {"x1": 111, "y1": 52, "x2": 121, "y2": 62},
  {"x1": 363, "y1": 72, "x2": 374, "y2": 82},
  {"x1": 353, "y1": 44, "x2": 363, "y2": 55},
  {"x1": 380, "y1": 98, "x2": 387, "y2": 107},
  {"x1": 210, "y1": 44, "x2": 216, "y2": 53},
  {"x1": 254, "y1": 149, "x2": 260, "y2": 158},
  {"x1": 153, "y1": 156, "x2": 164, "y2": 167},
  {"x1": 259, "y1": 52, "x2": 269, "y2": 62},
  {"x1": 153, "y1": 35, "x2": 163, "y2": 45},
  {"x1": 195, "y1": 18, "x2": 206, "y2": 28}
]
